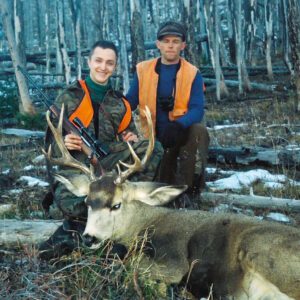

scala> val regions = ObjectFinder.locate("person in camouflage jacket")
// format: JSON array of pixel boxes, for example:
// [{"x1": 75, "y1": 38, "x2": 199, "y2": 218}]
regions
[{"x1": 40, "y1": 40, "x2": 163, "y2": 259}]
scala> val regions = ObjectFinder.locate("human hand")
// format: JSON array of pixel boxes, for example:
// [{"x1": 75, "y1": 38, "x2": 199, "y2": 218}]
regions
[
  {"x1": 160, "y1": 122, "x2": 185, "y2": 148},
  {"x1": 64, "y1": 133, "x2": 82, "y2": 151},
  {"x1": 121, "y1": 130, "x2": 139, "y2": 143}
]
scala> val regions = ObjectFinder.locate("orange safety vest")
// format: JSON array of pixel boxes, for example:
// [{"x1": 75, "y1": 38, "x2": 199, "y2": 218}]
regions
[
  {"x1": 69, "y1": 80, "x2": 131, "y2": 134},
  {"x1": 136, "y1": 58, "x2": 198, "y2": 136}
]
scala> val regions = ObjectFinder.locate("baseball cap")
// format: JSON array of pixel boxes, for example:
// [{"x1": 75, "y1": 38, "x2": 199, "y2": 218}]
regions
[{"x1": 157, "y1": 21, "x2": 186, "y2": 42}]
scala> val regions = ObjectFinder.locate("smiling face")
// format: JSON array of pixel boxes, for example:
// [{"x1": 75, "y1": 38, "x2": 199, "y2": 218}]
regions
[
  {"x1": 156, "y1": 35, "x2": 186, "y2": 64},
  {"x1": 88, "y1": 47, "x2": 117, "y2": 85}
]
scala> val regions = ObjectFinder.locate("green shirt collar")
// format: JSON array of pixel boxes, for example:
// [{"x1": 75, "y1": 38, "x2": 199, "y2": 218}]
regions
[{"x1": 85, "y1": 75, "x2": 111, "y2": 103}]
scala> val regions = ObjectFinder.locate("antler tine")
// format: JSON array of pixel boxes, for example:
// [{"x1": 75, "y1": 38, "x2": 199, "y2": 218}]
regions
[
  {"x1": 141, "y1": 106, "x2": 155, "y2": 164},
  {"x1": 44, "y1": 104, "x2": 95, "y2": 180},
  {"x1": 114, "y1": 106, "x2": 154, "y2": 185}
]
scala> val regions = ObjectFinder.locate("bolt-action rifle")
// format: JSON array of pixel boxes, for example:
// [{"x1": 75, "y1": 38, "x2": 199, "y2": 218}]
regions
[{"x1": 17, "y1": 66, "x2": 109, "y2": 162}]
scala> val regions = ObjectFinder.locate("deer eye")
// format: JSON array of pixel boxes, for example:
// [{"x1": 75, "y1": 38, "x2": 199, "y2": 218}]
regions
[{"x1": 111, "y1": 203, "x2": 121, "y2": 211}]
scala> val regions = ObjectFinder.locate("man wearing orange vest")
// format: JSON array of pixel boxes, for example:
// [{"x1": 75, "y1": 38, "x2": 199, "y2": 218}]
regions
[
  {"x1": 126, "y1": 21, "x2": 210, "y2": 197},
  {"x1": 40, "y1": 40, "x2": 163, "y2": 259}
]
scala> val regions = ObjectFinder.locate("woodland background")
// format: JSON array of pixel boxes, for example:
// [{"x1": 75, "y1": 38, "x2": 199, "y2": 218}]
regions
[
  {"x1": 0, "y1": 0, "x2": 300, "y2": 116},
  {"x1": 1, "y1": 1, "x2": 300, "y2": 299}
]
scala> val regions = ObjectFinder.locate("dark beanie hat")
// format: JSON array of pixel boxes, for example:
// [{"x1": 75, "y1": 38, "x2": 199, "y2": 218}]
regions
[{"x1": 157, "y1": 21, "x2": 186, "y2": 41}]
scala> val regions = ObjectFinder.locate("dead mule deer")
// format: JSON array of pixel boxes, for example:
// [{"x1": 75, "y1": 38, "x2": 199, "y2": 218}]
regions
[{"x1": 44, "y1": 106, "x2": 300, "y2": 300}]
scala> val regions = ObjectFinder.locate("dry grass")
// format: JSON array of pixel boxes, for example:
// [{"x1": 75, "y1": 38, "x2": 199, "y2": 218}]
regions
[
  {"x1": 0, "y1": 238, "x2": 196, "y2": 300},
  {"x1": 0, "y1": 93, "x2": 299, "y2": 299}
]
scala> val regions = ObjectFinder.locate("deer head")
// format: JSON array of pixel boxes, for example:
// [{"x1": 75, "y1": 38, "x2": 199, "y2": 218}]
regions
[{"x1": 44, "y1": 104, "x2": 187, "y2": 242}]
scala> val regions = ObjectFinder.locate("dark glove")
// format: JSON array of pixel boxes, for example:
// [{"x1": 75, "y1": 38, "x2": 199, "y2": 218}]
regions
[{"x1": 160, "y1": 122, "x2": 185, "y2": 148}]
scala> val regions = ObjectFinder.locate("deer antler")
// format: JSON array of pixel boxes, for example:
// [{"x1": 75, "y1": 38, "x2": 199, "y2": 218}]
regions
[
  {"x1": 43, "y1": 104, "x2": 95, "y2": 180},
  {"x1": 114, "y1": 106, "x2": 154, "y2": 184}
]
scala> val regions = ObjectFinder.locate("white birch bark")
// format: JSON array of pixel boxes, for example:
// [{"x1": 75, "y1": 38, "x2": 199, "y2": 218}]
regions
[
  {"x1": 227, "y1": 0, "x2": 236, "y2": 64},
  {"x1": 183, "y1": 0, "x2": 198, "y2": 66},
  {"x1": 264, "y1": 0, "x2": 274, "y2": 81},
  {"x1": 214, "y1": 0, "x2": 221, "y2": 101},
  {"x1": 248, "y1": 0, "x2": 257, "y2": 65},
  {"x1": 287, "y1": 0, "x2": 300, "y2": 112},
  {"x1": 282, "y1": 0, "x2": 293, "y2": 74},
  {"x1": 198, "y1": 0, "x2": 209, "y2": 62},
  {"x1": 69, "y1": 0, "x2": 82, "y2": 79},
  {"x1": 204, "y1": 1, "x2": 228, "y2": 101},
  {"x1": 117, "y1": 0, "x2": 130, "y2": 92},
  {"x1": 56, "y1": 0, "x2": 71, "y2": 84},
  {"x1": 129, "y1": 0, "x2": 145, "y2": 70},
  {"x1": 235, "y1": 0, "x2": 251, "y2": 94},
  {"x1": 45, "y1": 0, "x2": 51, "y2": 76},
  {"x1": 0, "y1": 0, "x2": 36, "y2": 115}
]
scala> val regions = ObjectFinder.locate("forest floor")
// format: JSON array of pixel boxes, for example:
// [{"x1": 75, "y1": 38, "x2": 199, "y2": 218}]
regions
[{"x1": 0, "y1": 81, "x2": 300, "y2": 299}]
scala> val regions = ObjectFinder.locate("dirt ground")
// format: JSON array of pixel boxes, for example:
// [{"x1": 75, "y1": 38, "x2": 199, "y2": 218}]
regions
[
  {"x1": 0, "y1": 87, "x2": 300, "y2": 299},
  {"x1": 1, "y1": 90, "x2": 299, "y2": 214}
]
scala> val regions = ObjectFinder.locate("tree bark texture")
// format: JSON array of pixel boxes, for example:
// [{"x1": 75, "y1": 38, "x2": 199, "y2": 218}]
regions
[
  {"x1": 56, "y1": 0, "x2": 71, "y2": 84},
  {"x1": 201, "y1": 192, "x2": 300, "y2": 212},
  {"x1": 287, "y1": 0, "x2": 300, "y2": 112},
  {"x1": 129, "y1": 0, "x2": 146, "y2": 73},
  {"x1": 0, "y1": 0, "x2": 36, "y2": 115}
]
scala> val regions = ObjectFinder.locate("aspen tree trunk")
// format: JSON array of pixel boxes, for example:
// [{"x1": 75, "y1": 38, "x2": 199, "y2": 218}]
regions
[
  {"x1": 287, "y1": 0, "x2": 300, "y2": 112},
  {"x1": 246, "y1": 0, "x2": 257, "y2": 65},
  {"x1": 204, "y1": 1, "x2": 228, "y2": 101},
  {"x1": 0, "y1": 0, "x2": 36, "y2": 115},
  {"x1": 264, "y1": 0, "x2": 274, "y2": 81},
  {"x1": 148, "y1": 0, "x2": 159, "y2": 30},
  {"x1": 45, "y1": 0, "x2": 51, "y2": 76},
  {"x1": 129, "y1": 0, "x2": 145, "y2": 73},
  {"x1": 227, "y1": 0, "x2": 236, "y2": 64},
  {"x1": 35, "y1": 0, "x2": 44, "y2": 51},
  {"x1": 14, "y1": 0, "x2": 26, "y2": 63},
  {"x1": 214, "y1": 0, "x2": 221, "y2": 101},
  {"x1": 198, "y1": 0, "x2": 209, "y2": 62},
  {"x1": 93, "y1": 0, "x2": 104, "y2": 40},
  {"x1": 56, "y1": 0, "x2": 71, "y2": 84},
  {"x1": 235, "y1": 0, "x2": 251, "y2": 94},
  {"x1": 282, "y1": 0, "x2": 293, "y2": 74},
  {"x1": 218, "y1": 23, "x2": 230, "y2": 67},
  {"x1": 54, "y1": 1, "x2": 64, "y2": 82},
  {"x1": 183, "y1": 0, "x2": 197, "y2": 66},
  {"x1": 117, "y1": 0, "x2": 130, "y2": 92},
  {"x1": 69, "y1": 0, "x2": 82, "y2": 79},
  {"x1": 273, "y1": 0, "x2": 281, "y2": 56}
]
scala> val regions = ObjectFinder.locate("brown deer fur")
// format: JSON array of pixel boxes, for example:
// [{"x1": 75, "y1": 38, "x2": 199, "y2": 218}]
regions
[{"x1": 45, "y1": 106, "x2": 300, "y2": 299}]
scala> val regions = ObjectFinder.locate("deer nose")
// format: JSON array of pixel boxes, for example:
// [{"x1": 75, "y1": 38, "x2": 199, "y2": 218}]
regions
[{"x1": 83, "y1": 234, "x2": 97, "y2": 248}]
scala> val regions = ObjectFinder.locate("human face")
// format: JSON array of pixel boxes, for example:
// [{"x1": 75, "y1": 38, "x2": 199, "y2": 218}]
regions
[
  {"x1": 156, "y1": 35, "x2": 186, "y2": 64},
  {"x1": 88, "y1": 47, "x2": 117, "y2": 85}
]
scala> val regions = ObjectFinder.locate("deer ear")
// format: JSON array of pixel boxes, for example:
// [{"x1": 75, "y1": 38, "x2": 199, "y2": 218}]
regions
[
  {"x1": 54, "y1": 174, "x2": 90, "y2": 197},
  {"x1": 132, "y1": 182, "x2": 187, "y2": 206}
]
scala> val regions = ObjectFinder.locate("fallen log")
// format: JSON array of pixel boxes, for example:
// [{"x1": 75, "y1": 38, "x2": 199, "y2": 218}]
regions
[
  {"x1": 0, "y1": 140, "x2": 43, "y2": 151},
  {"x1": 204, "y1": 78, "x2": 278, "y2": 92},
  {"x1": 208, "y1": 146, "x2": 300, "y2": 168},
  {"x1": 201, "y1": 192, "x2": 300, "y2": 212},
  {"x1": 201, "y1": 65, "x2": 289, "y2": 72},
  {"x1": 0, "y1": 219, "x2": 62, "y2": 247}
]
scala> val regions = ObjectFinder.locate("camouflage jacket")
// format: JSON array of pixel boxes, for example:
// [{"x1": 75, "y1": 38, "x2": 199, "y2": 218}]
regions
[{"x1": 45, "y1": 80, "x2": 138, "y2": 156}]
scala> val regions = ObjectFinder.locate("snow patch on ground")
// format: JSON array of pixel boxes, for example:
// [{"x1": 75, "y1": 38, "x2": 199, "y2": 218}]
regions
[
  {"x1": 209, "y1": 123, "x2": 248, "y2": 130},
  {"x1": 18, "y1": 176, "x2": 49, "y2": 187},
  {"x1": 32, "y1": 155, "x2": 45, "y2": 163},
  {"x1": 207, "y1": 168, "x2": 300, "y2": 191},
  {"x1": 23, "y1": 165, "x2": 47, "y2": 171},
  {"x1": 265, "y1": 212, "x2": 291, "y2": 223},
  {"x1": 1, "y1": 169, "x2": 10, "y2": 175}
]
